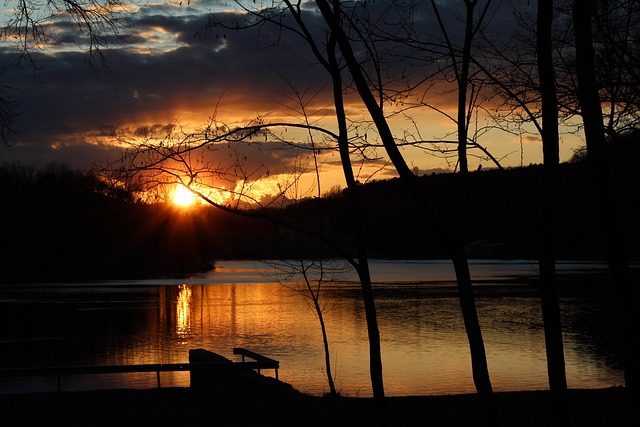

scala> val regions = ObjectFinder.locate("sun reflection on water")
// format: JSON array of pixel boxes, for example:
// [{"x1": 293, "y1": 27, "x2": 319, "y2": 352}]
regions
[
  {"x1": 176, "y1": 284, "x2": 192, "y2": 338},
  {"x1": 0, "y1": 261, "x2": 622, "y2": 396}
]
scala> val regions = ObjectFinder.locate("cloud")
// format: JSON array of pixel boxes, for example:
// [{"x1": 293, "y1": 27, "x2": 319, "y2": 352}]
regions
[
  {"x1": 1, "y1": 6, "x2": 334, "y2": 168},
  {"x1": 0, "y1": 1, "x2": 539, "y2": 178}
]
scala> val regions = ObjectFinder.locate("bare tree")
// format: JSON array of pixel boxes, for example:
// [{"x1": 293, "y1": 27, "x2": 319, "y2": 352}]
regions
[
  {"x1": 312, "y1": 1, "x2": 501, "y2": 425},
  {"x1": 470, "y1": 4, "x2": 573, "y2": 424},
  {"x1": 478, "y1": 2, "x2": 639, "y2": 424},
  {"x1": 537, "y1": 1, "x2": 571, "y2": 426},
  {"x1": 555, "y1": 0, "x2": 640, "y2": 139},
  {"x1": 573, "y1": 1, "x2": 639, "y2": 425},
  {"x1": 263, "y1": 258, "x2": 351, "y2": 396},
  {"x1": 3, "y1": 0, "x2": 129, "y2": 68},
  {"x1": 326, "y1": 27, "x2": 389, "y2": 425},
  {"x1": 104, "y1": 64, "x2": 392, "y2": 421},
  {"x1": 206, "y1": 4, "x2": 391, "y2": 423},
  {"x1": 482, "y1": 1, "x2": 640, "y2": 149}
]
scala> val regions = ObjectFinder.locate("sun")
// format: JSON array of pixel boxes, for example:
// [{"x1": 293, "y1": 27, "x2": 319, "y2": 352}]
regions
[{"x1": 172, "y1": 183, "x2": 197, "y2": 207}]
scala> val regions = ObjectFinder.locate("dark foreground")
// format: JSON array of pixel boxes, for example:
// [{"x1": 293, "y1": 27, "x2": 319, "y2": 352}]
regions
[{"x1": 0, "y1": 385, "x2": 627, "y2": 426}]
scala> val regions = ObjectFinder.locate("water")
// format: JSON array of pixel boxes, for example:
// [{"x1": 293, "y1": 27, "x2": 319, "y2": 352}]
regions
[{"x1": 0, "y1": 260, "x2": 624, "y2": 396}]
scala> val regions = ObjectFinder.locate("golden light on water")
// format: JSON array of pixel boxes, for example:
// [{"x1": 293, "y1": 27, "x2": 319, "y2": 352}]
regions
[
  {"x1": 176, "y1": 284, "x2": 192, "y2": 337},
  {"x1": 42, "y1": 262, "x2": 621, "y2": 396}
]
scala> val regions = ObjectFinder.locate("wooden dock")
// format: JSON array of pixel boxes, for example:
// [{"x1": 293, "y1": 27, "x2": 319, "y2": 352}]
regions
[{"x1": 0, "y1": 348, "x2": 279, "y2": 392}]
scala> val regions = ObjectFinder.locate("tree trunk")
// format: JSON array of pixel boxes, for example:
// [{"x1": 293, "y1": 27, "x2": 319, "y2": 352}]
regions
[
  {"x1": 327, "y1": 34, "x2": 388, "y2": 425},
  {"x1": 313, "y1": 293, "x2": 337, "y2": 395},
  {"x1": 573, "y1": 1, "x2": 639, "y2": 425},
  {"x1": 315, "y1": 2, "x2": 500, "y2": 425},
  {"x1": 299, "y1": 262, "x2": 337, "y2": 396},
  {"x1": 457, "y1": 0, "x2": 473, "y2": 176},
  {"x1": 537, "y1": 2, "x2": 571, "y2": 426},
  {"x1": 451, "y1": 247, "x2": 500, "y2": 425}
]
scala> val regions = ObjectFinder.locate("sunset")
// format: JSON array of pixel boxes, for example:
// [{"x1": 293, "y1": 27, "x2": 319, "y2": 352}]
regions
[
  {"x1": 172, "y1": 183, "x2": 198, "y2": 207},
  {"x1": 1, "y1": 1, "x2": 639, "y2": 427},
  {"x1": 0, "y1": 0, "x2": 587, "y2": 204}
]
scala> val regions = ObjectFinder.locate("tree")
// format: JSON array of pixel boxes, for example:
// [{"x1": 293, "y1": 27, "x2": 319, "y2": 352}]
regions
[
  {"x1": 207, "y1": 3, "x2": 393, "y2": 423},
  {"x1": 573, "y1": 1, "x2": 639, "y2": 425},
  {"x1": 537, "y1": 1, "x2": 571, "y2": 426},
  {"x1": 480, "y1": 1, "x2": 637, "y2": 423},
  {"x1": 482, "y1": 1, "x2": 640, "y2": 151},
  {"x1": 263, "y1": 258, "x2": 349, "y2": 396},
  {"x1": 312, "y1": 1, "x2": 500, "y2": 425},
  {"x1": 325, "y1": 25, "x2": 388, "y2": 423},
  {"x1": 560, "y1": 0, "x2": 640, "y2": 139},
  {"x1": 204, "y1": 1, "x2": 508, "y2": 424},
  {"x1": 427, "y1": 0, "x2": 494, "y2": 175}
]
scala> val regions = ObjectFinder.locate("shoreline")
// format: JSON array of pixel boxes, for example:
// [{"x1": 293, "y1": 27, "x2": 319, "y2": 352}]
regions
[{"x1": 0, "y1": 386, "x2": 628, "y2": 426}]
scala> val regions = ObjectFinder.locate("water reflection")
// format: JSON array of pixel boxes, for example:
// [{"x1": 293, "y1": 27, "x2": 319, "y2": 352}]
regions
[
  {"x1": 0, "y1": 260, "x2": 625, "y2": 396},
  {"x1": 176, "y1": 285, "x2": 192, "y2": 337}
]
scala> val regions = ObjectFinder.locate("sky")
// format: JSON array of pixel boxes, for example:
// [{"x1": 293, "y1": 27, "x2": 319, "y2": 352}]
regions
[{"x1": 0, "y1": 1, "x2": 584, "y2": 202}]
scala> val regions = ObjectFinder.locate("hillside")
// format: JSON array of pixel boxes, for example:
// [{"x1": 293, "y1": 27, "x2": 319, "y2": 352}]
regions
[
  {"x1": 270, "y1": 161, "x2": 639, "y2": 261},
  {"x1": 1, "y1": 161, "x2": 638, "y2": 283}
]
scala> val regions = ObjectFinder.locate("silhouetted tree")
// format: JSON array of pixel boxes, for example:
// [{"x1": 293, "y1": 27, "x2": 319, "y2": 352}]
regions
[
  {"x1": 104, "y1": 74, "x2": 391, "y2": 424},
  {"x1": 180, "y1": 3, "x2": 390, "y2": 422},
  {"x1": 471, "y1": 5, "x2": 574, "y2": 423},
  {"x1": 312, "y1": 1, "x2": 500, "y2": 425},
  {"x1": 326, "y1": 27, "x2": 388, "y2": 423},
  {"x1": 264, "y1": 259, "x2": 349, "y2": 396},
  {"x1": 557, "y1": 0, "x2": 640, "y2": 139},
  {"x1": 537, "y1": 1, "x2": 571, "y2": 426},
  {"x1": 573, "y1": 1, "x2": 639, "y2": 425}
]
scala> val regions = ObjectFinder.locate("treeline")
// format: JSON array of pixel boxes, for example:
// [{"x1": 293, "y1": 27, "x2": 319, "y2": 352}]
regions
[
  {"x1": 0, "y1": 164, "x2": 217, "y2": 282},
  {"x1": 1, "y1": 157, "x2": 638, "y2": 283},
  {"x1": 275, "y1": 159, "x2": 639, "y2": 262}
]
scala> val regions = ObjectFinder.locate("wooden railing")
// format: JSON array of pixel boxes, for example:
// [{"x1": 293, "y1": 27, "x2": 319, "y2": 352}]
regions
[
  {"x1": 0, "y1": 348, "x2": 279, "y2": 392},
  {"x1": 233, "y1": 347, "x2": 279, "y2": 379}
]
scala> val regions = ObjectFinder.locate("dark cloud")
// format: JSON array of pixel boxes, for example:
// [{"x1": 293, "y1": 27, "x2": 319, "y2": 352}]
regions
[
  {"x1": 0, "y1": 5, "x2": 335, "y2": 170},
  {"x1": 0, "y1": 1, "x2": 531, "y2": 174}
]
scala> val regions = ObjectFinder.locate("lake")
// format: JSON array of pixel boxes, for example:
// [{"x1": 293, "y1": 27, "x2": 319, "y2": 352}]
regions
[{"x1": 0, "y1": 259, "x2": 624, "y2": 397}]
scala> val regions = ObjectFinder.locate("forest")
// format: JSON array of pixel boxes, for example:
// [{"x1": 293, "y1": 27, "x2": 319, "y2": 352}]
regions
[{"x1": 1, "y1": 153, "x2": 637, "y2": 283}]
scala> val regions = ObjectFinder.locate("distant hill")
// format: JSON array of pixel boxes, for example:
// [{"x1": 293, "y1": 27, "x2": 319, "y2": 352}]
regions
[
  {"x1": 267, "y1": 161, "x2": 639, "y2": 261},
  {"x1": 0, "y1": 164, "x2": 217, "y2": 283},
  {"x1": 1, "y1": 161, "x2": 638, "y2": 283}
]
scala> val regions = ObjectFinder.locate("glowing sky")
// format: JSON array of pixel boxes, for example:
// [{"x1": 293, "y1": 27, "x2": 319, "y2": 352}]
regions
[{"x1": 0, "y1": 1, "x2": 585, "y2": 198}]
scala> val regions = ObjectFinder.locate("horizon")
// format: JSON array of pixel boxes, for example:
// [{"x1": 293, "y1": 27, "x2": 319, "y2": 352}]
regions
[{"x1": 0, "y1": 1, "x2": 587, "y2": 204}]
